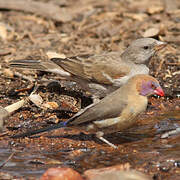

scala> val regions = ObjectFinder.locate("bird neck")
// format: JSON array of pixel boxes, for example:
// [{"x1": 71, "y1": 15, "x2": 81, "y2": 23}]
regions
[
  {"x1": 120, "y1": 48, "x2": 135, "y2": 64},
  {"x1": 121, "y1": 47, "x2": 151, "y2": 65}
]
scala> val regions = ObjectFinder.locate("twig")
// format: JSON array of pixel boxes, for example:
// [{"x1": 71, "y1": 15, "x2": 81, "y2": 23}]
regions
[
  {"x1": 166, "y1": 63, "x2": 180, "y2": 65},
  {"x1": 0, "y1": 99, "x2": 27, "y2": 130},
  {"x1": 0, "y1": 49, "x2": 11, "y2": 56},
  {"x1": 0, "y1": 0, "x2": 72, "y2": 22},
  {"x1": 14, "y1": 84, "x2": 34, "y2": 94},
  {"x1": 0, "y1": 151, "x2": 15, "y2": 168},
  {"x1": 0, "y1": 132, "x2": 9, "y2": 137},
  {"x1": 14, "y1": 71, "x2": 35, "y2": 82},
  {"x1": 155, "y1": 58, "x2": 165, "y2": 76},
  {"x1": 4, "y1": 99, "x2": 26, "y2": 113},
  {"x1": 161, "y1": 128, "x2": 180, "y2": 139}
]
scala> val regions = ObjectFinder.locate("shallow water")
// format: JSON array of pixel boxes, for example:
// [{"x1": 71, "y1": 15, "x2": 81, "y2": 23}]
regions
[{"x1": 0, "y1": 110, "x2": 180, "y2": 178}]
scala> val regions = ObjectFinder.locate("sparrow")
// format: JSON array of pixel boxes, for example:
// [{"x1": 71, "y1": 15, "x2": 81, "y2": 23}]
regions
[
  {"x1": 11, "y1": 74, "x2": 164, "y2": 148},
  {"x1": 9, "y1": 38, "x2": 166, "y2": 101}
]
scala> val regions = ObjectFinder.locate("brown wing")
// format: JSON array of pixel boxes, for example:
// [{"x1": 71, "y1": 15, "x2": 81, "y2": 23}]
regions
[
  {"x1": 69, "y1": 87, "x2": 128, "y2": 125},
  {"x1": 51, "y1": 52, "x2": 131, "y2": 85},
  {"x1": 51, "y1": 54, "x2": 92, "y2": 79}
]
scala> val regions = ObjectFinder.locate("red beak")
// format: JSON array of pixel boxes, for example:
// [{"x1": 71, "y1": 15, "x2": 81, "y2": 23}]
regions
[{"x1": 154, "y1": 87, "x2": 164, "y2": 97}]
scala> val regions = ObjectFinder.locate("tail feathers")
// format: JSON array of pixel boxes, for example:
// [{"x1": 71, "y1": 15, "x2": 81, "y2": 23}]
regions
[
  {"x1": 9, "y1": 59, "x2": 48, "y2": 71},
  {"x1": 9, "y1": 59, "x2": 54, "y2": 71},
  {"x1": 9, "y1": 59, "x2": 71, "y2": 76},
  {"x1": 11, "y1": 121, "x2": 67, "y2": 138}
]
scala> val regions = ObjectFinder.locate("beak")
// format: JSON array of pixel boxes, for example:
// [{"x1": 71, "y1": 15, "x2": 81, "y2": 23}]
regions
[
  {"x1": 154, "y1": 87, "x2": 164, "y2": 97},
  {"x1": 154, "y1": 41, "x2": 167, "y2": 51}
]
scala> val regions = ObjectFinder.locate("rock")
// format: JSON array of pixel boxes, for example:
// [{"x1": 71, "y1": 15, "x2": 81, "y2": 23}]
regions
[
  {"x1": 84, "y1": 165, "x2": 151, "y2": 180},
  {"x1": 40, "y1": 167, "x2": 83, "y2": 180},
  {"x1": 3, "y1": 68, "x2": 14, "y2": 78},
  {"x1": 0, "y1": 172, "x2": 14, "y2": 180},
  {"x1": 42, "y1": 102, "x2": 59, "y2": 109}
]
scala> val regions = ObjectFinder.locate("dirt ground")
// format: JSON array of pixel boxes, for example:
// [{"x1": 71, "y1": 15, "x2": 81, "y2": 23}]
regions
[{"x1": 0, "y1": 0, "x2": 179, "y2": 179}]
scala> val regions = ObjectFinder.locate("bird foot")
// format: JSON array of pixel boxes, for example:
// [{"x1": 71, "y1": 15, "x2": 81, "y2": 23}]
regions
[
  {"x1": 96, "y1": 131, "x2": 117, "y2": 148},
  {"x1": 98, "y1": 136, "x2": 117, "y2": 149}
]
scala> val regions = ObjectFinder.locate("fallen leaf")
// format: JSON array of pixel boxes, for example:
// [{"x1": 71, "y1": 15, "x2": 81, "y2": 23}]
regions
[
  {"x1": 143, "y1": 28, "x2": 160, "y2": 37},
  {"x1": 29, "y1": 94, "x2": 43, "y2": 108},
  {"x1": 123, "y1": 13, "x2": 148, "y2": 21},
  {"x1": 46, "y1": 51, "x2": 66, "y2": 59},
  {"x1": 42, "y1": 102, "x2": 59, "y2": 109},
  {"x1": 0, "y1": 23, "x2": 7, "y2": 40},
  {"x1": 147, "y1": 6, "x2": 164, "y2": 14},
  {"x1": 3, "y1": 69, "x2": 14, "y2": 78}
]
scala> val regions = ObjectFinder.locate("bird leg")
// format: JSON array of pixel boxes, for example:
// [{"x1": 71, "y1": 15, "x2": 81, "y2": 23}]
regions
[{"x1": 96, "y1": 131, "x2": 117, "y2": 149}]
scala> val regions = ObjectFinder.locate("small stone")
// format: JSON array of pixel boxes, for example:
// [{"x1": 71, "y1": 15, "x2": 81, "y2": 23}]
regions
[
  {"x1": 0, "y1": 172, "x2": 14, "y2": 180},
  {"x1": 174, "y1": 161, "x2": 180, "y2": 168},
  {"x1": 43, "y1": 102, "x2": 59, "y2": 109},
  {"x1": 84, "y1": 164, "x2": 151, "y2": 180},
  {"x1": 159, "y1": 165, "x2": 170, "y2": 172},
  {"x1": 40, "y1": 167, "x2": 83, "y2": 180},
  {"x1": 3, "y1": 69, "x2": 14, "y2": 78}
]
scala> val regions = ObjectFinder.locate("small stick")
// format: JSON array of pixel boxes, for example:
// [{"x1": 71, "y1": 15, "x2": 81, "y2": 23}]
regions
[
  {"x1": 0, "y1": 99, "x2": 27, "y2": 130},
  {"x1": 0, "y1": 0, "x2": 71, "y2": 22},
  {"x1": 96, "y1": 131, "x2": 117, "y2": 149},
  {"x1": 14, "y1": 71, "x2": 35, "y2": 82},
  {"x1": 4, "y1": 99, "x2": 26, "y2": 114},
  {"x1": 98, "y1": 136, "x2": 117, "y2": 149},
  {"x1": 161, "y1": 128, "x2": 180, "y2": 139},
  {"x1": 155, "y1": 58, "x2": 165, "y2": 76},
  {"x1": 0, "y1": 151, "x2": 15, "y2": 168}
]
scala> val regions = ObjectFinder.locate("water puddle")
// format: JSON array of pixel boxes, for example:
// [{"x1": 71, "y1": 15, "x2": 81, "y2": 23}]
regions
[{"x1": 0, "y1": 110, "x2": 180, "y2": 178}]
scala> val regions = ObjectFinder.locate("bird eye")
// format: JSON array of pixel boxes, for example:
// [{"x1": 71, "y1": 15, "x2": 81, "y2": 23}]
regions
[
  {"x1": 143, "y1": 46, "x2": 149, "y2": 50},
  {"x1": 151, "y1": 83, "x2": 156, "y2": 89}
]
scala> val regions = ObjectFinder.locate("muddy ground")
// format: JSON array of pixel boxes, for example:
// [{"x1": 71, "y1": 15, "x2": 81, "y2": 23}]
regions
[{"x1": 0, "y1": 0, "x2": 179, "y2": 179}]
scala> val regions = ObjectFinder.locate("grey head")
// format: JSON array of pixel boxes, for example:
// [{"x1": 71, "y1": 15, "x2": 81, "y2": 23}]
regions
[{"x1": 121, "y1": 38, "x2": 166, "y2": 64}]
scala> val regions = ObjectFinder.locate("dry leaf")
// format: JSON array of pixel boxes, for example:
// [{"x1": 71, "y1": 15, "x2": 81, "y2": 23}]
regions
[
  {"x1": 46, "y1": 51, "x2": 66, "y2": 59},
  {"x1": 147, "y1": 6, "x2": 164, "y2": 14},
  {"x1": 29, "y1": 94, "x2": 43, "y2": 108},
  {"x1": 42, "y1": 102, "x2": 59, "y2": 109},
  {"x1": 123, "y1": 13, "x2": 148, "y2": 21},
  {"x1": 143, "y1": 28, "x2": 160, "y2": 37},
  {"x1": 0, "y1": 23, "x2": 7, "y2": 40},
  {"x1": 3, "y1": 69, "x2": 14, "y2": 78}
]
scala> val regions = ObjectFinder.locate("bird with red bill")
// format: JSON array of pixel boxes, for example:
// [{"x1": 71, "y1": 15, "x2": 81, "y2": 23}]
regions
[{"x1": 11, "y1": 74, "x2": 164, "y2": 148}]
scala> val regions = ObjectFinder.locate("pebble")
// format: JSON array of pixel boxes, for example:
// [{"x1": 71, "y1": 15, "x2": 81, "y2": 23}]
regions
[
  {"x1": 3, "y1": 69, "x2": 14, "y2": 78},
  {"x1": 40, "y1": 167, "x2": 83, "y2": 180}
]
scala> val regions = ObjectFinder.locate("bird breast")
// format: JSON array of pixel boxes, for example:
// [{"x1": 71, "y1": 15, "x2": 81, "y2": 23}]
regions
[{"x1": 112, "y1": 64, "x2": 149, "y2": 87}]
